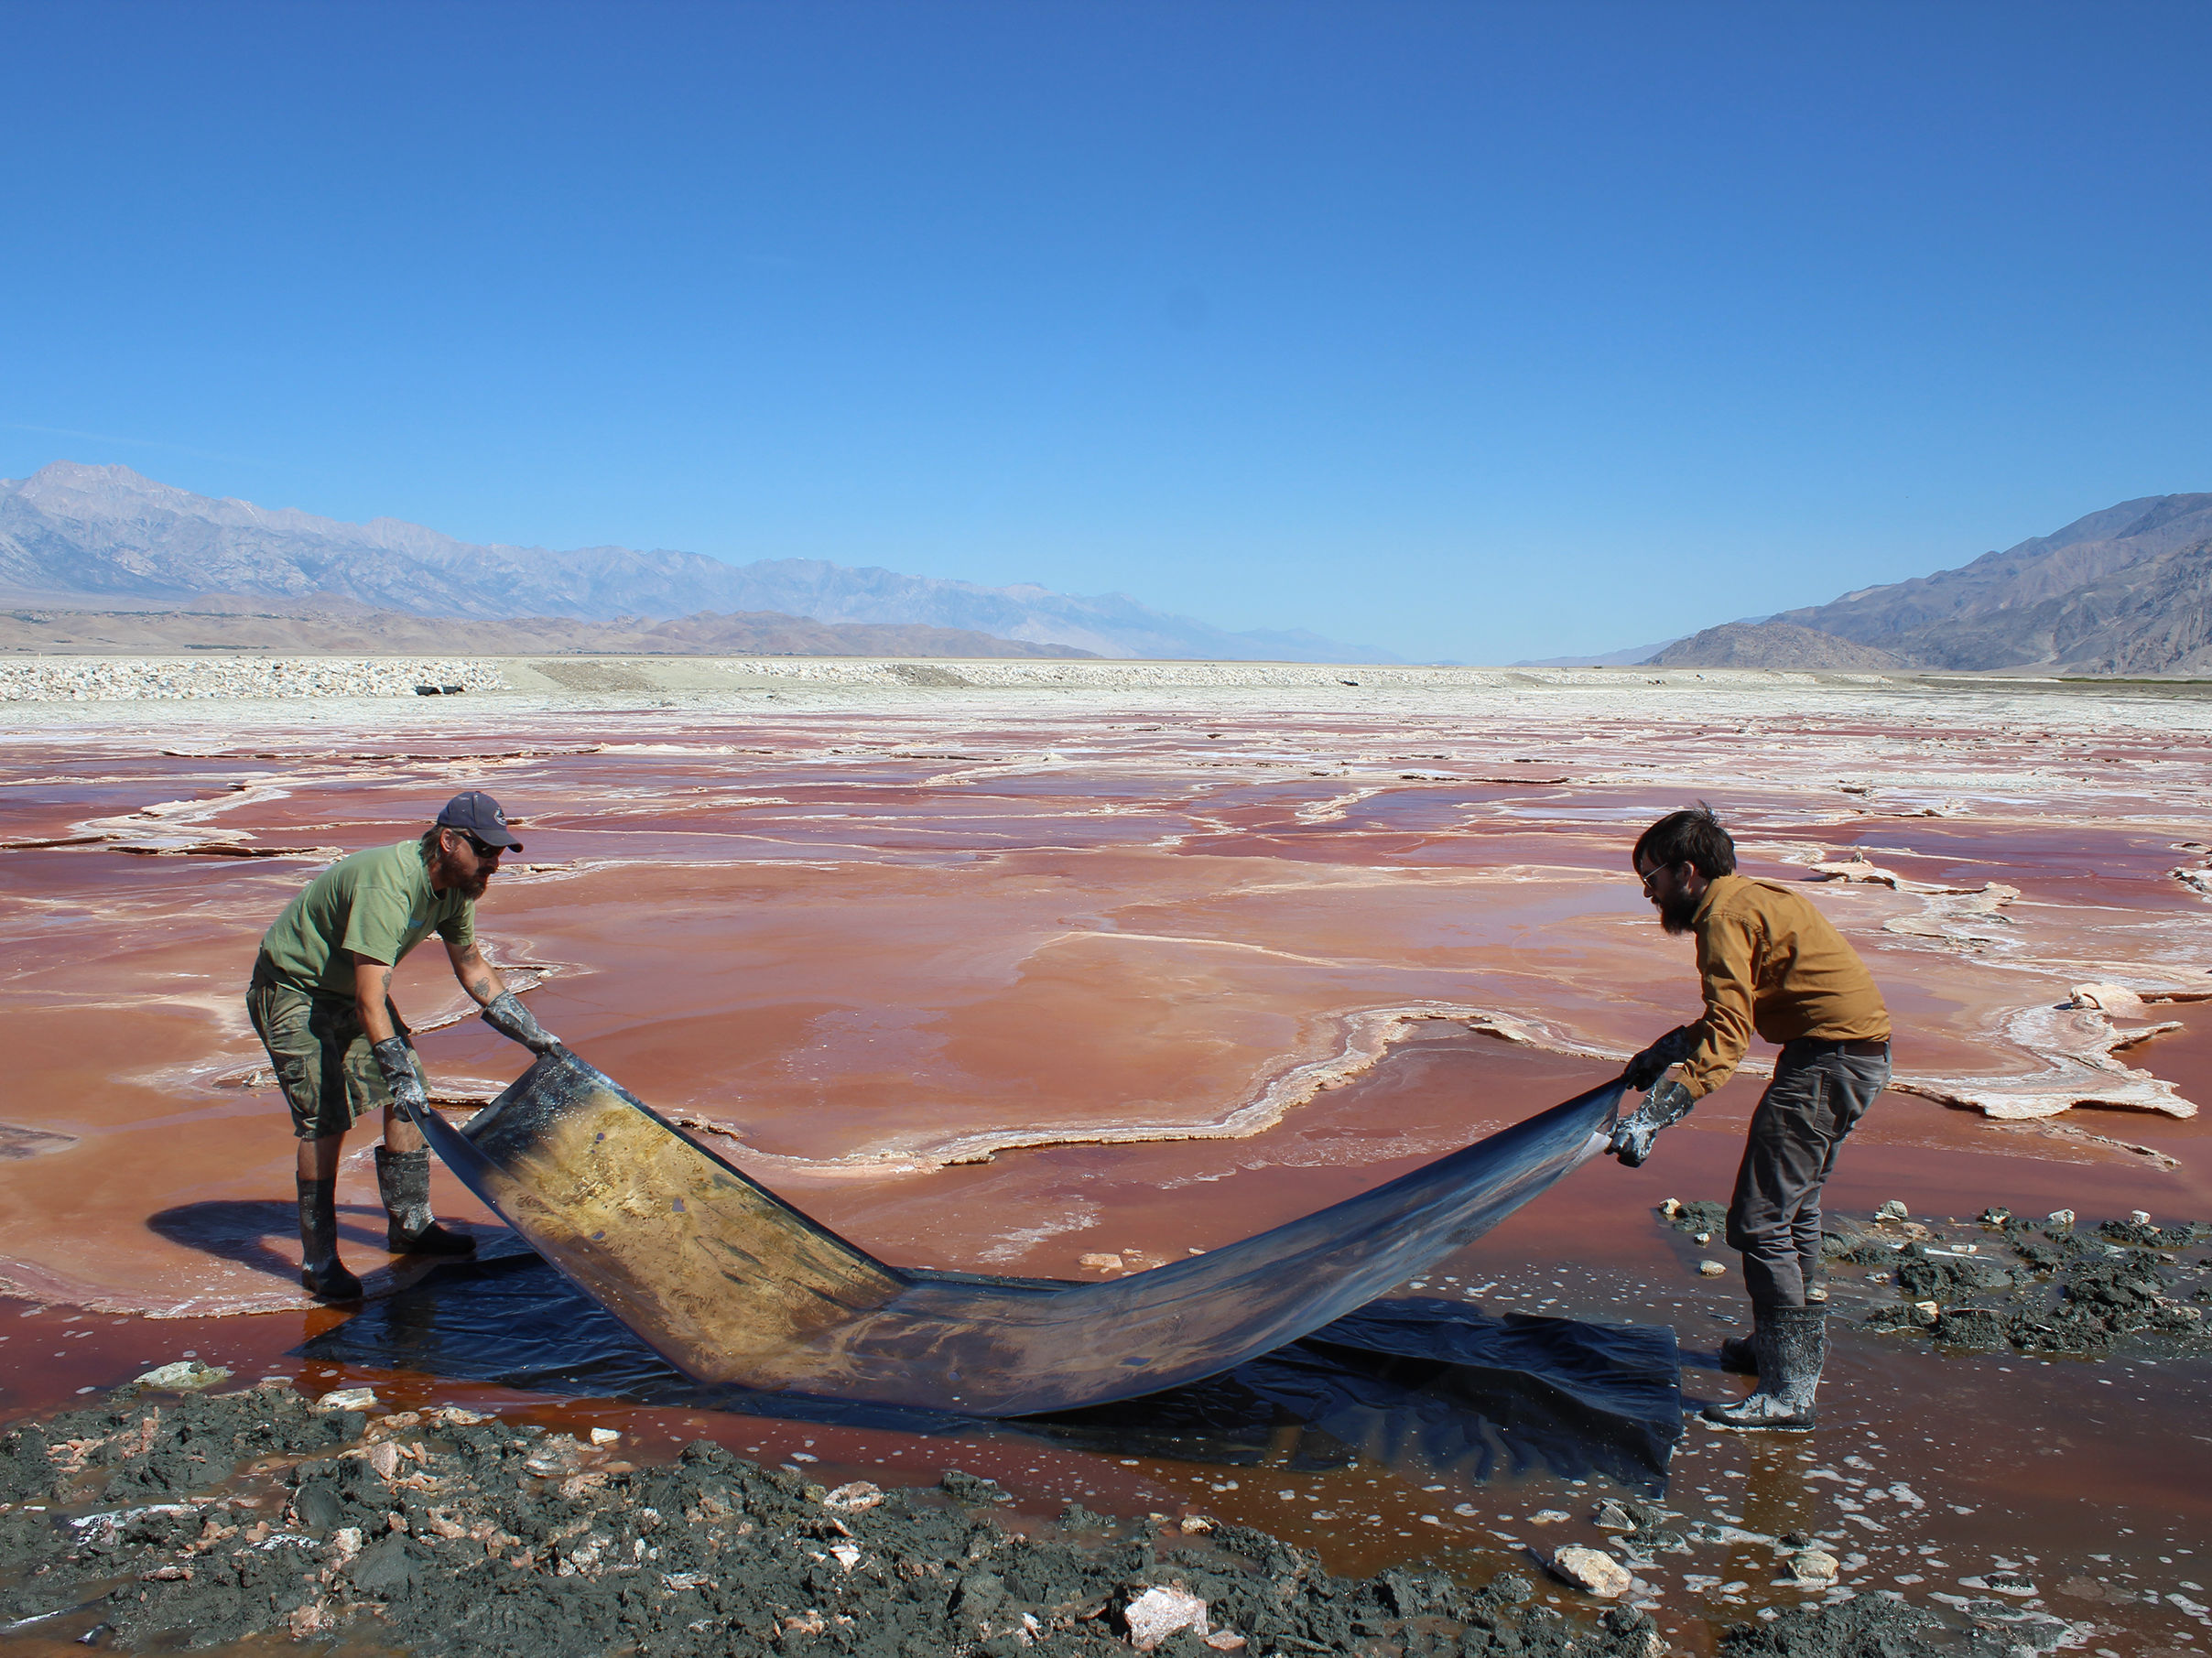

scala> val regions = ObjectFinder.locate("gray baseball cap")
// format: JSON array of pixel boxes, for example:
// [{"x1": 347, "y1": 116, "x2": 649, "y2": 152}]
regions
[{"x1": 436, "y1": 790, "x2": 523, "y2": 852}]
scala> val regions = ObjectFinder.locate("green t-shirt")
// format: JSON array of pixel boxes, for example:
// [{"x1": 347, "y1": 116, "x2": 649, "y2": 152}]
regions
[{"x1": 256, "y1": 840, "x2": 476, "y2": 998}]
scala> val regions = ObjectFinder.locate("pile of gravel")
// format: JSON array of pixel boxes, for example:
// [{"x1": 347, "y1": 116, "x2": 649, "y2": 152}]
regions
[{"x1": 0, "y1": 657, "x2": 507, "y2": 702}]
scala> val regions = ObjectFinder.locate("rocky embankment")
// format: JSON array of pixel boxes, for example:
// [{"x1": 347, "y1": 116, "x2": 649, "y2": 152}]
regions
[
  {"x1": 0, "y1": 658, "x2": 507, "y2": 702},
  {"x1": 0, "y1": 1382, "x2": 1699, "y2": 1657}
]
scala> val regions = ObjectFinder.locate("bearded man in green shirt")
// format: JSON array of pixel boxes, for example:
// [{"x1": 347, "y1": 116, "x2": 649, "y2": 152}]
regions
[{"x1": 247, "y1": 791, "x2": 561, "y2": 1298}]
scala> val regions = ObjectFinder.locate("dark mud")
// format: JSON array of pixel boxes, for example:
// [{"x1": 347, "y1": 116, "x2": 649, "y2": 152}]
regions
[
  {"x1": 0, "y1": 1381, "x2": 1679, "y2": 1656},
  {"x1": 1720, "y1": 1591, "x2": 2107, "y2": 1658},
  {"x1": 1661, "y1": 1193, "x2": 2212, "y2": 1356},
  {"x1": 1827, "y1": 1205, "x2": 2212, "y2": 1355}
]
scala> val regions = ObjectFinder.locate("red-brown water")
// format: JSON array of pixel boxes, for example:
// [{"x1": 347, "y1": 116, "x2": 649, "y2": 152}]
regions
[{"x1": 5, "y1": 679, "x2": 2211, "y2": 1653}]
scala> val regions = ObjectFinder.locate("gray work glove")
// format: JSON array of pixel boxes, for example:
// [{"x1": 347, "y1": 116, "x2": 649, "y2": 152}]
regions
[
  {"x1": 370, "y1": 1035, "x2": 429, "y2": 1124},
  {"x1": 1623, "y1": 1024, "x2": 1697, "y2": 1090},
  {"x1": 483, "y1": 990, "x2": 562, "y2": 1055},
  {"x1": 1609, "y1": 1078, "x2": 1697, "y2": 1168}
]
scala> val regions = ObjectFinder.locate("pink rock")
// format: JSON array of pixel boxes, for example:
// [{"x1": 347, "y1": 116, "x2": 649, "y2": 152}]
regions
[{"x1": 1124, "y1": 1586, "x2": 1209, "y2": 1650}]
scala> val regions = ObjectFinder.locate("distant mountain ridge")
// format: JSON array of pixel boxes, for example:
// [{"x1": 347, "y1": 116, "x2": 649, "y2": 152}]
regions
[
  {"x1": 0, "y1": 461, "x2": 1396, "y2": 663},
  {"x1": 0, "y1": 593, "x2": 1096, "y2": 660},
  {"x1": 1645, "y1": 493, "x2": 2212, "y2": 674},
  {"x1": 1644, "y1": 622, "x2": 1904, "y2": 671}
]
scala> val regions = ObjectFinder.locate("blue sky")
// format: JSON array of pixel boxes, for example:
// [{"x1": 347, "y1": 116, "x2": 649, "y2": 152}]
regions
[{"x1": 4, "y1": 2, "x2": 2207, "y2": 662}]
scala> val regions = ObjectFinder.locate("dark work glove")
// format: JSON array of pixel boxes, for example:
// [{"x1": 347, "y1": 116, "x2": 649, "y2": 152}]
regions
[
  {"x1": 1609, "y1": 1078, "x2": 1697, "y2": 1168},
  {"x1": 483, "y1": 991, "x2": 562, "y2": 1055},
  {"x1": 1623, "y1": 1024, "x2": 1697, "y2": 1090},
  {"x1": 370, "y1": 1035, "x2": 429, "y2": 1123}
]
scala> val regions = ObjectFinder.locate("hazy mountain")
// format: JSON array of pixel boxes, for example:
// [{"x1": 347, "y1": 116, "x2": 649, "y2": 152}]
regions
[
  {"x1": 1512, "y1": 638, "x2": 1682, "y2": 667},
  {"x1": 0, "y1": 461, "x2": 1397, "y2": 663},
  {"x1": 1645, "y1": 493, "x2": 2212, "y2": 673},
  {"x1": 0, "y1": 593, "x2": 1095, "y2": 659}
]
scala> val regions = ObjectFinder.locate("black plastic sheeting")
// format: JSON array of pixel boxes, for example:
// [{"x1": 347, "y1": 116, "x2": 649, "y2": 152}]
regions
[
  {"x1": 303, "y1": 1246, "x2": 1682, "y2": 1495},
  {"x1": 411, "y1": 1053, "x2": 1630, "y2": 1415}
]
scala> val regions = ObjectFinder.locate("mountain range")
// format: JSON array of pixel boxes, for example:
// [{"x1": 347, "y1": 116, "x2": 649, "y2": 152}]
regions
[
  {"x1": 0, "y1": 593, "x2": 1095, "y2": 660},
  {"x1": 1650, "y1": 493, "x2": 2212, "y2": 674},
  {"x1": 0, "y1": 462, "x2": 1394, "y2": 663}
]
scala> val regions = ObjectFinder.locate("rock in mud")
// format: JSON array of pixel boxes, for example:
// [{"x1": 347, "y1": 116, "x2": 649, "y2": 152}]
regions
[
  {"x1": 127, "y1": 1360, "x2": 232, "y2": 1393},
  {"x1": 1122, "y1": 1583, "x2": 1209, "y2": 1650},
  {"x1": 1547, "y1": 1544, "x2": 1632, "y2": 1598},
  {"x1": 1782, "y1": 1548, "x2": 1838, "y2": 1586}
]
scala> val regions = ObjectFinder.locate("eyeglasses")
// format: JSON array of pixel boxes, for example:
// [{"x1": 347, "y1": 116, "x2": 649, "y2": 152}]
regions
[
  {"x1": 450, "y1": 830, "x2": 504, "y2": 859},
  {"x1": 1638, "y1": 864, "x2": 1670, "y2": 892}
]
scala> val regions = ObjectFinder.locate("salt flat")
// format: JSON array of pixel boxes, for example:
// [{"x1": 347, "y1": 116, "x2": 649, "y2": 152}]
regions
[{"x1": 5, "y1": 658, "x2": 2207, "y2": 1312}]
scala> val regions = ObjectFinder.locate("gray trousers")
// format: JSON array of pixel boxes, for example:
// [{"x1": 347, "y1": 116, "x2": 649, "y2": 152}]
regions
[{"x1": 1726, "y1": 1038, "x2": 1891, "y2": 1307}]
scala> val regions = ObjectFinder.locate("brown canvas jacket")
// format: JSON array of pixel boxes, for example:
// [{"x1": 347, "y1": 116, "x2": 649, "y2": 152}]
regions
[{"x1": 1675, "y1": 873, "x2": 1891, "y2": 1099}]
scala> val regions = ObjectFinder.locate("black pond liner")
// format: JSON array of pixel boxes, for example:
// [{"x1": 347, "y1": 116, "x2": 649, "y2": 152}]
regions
[
  {"x1": 301, "y1": 1245, "x2": 1682, "y2": 1496},
  {"x1": 407, "y1": 1053, "x2": 1634, "y2": 1416}
]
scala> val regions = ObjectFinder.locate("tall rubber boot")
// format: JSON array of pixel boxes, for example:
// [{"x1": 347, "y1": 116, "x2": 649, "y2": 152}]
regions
[
  {"x1": 1703, "y1": 1305, "x2": 1824, "y2": 1429},
  {"x1": 297, "y1": 1176, "x2": 363, "y2": 1300},
  {"x1": 1718, "y1": 1313, "x2": 1759, "y2": 1375},
  {"x1": 1721, "y1": 1285, "x2": 1829, "y2": 1374},
  {"x1": 375, "y1": 1146, "x2": 476, "y2": 1257}
]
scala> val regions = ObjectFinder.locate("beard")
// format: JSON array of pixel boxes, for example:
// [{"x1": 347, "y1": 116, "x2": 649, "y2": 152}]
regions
[
  {"x1": 1658, "y1": 890, "x2": 1700, "y2": 936},
  {"x1": 434, "y1": 851, "x2": 493, "y2": 901}
]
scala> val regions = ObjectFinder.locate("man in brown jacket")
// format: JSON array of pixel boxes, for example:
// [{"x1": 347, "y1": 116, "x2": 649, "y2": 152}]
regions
[{"x1": 1610, "y1": 805, "x2": 1892, "y2": 1429}]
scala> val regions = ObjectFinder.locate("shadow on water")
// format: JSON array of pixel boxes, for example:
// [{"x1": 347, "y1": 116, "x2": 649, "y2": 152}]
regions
[
  {"x1": 301, "y1": 1243, "x2": 1684, "y2": 1497},
  {"x1": 147, "y1": 1197, "x2": 389, "y2": 1286}
]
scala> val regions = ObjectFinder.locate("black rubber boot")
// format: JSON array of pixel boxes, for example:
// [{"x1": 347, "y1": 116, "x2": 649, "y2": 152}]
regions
[
  {"x1": 1703, "y1": 1305, "x2": 1824, "y2": 1429},
  {"x1": 375, "y1": 1146, "x2": 475, "y2": 1256},
  {"x1": 297, "y1": 1176, "x2": 363, "y2": 1300},
  {"x1": 1718, "y1": 1327, "x2": 1759, "y2": 1374}
]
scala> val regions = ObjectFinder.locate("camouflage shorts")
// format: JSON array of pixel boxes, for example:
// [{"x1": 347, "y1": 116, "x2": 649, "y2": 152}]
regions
[{"x1": 246, "y1": 970, "x2": 424, "y2": 1141}]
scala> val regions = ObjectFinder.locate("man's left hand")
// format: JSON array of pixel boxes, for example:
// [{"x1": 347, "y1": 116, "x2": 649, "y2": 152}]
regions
[
  {"x1": 1624, "y1": 1024, "x2": 1695, "y2": 1089},
  {"x1": 1609, "y1": 1078, "x2": 1697, "y2": 1167}
]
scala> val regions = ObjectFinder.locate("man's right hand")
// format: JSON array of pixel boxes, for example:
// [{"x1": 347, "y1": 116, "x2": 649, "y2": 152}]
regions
[{"x1": 370, "y1": 1035, "x2": 429, "y2": 1123}]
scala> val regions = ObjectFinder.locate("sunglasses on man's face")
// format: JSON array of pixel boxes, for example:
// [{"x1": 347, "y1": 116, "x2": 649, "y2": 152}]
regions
[{"x1": 450, "y1": 830, "x2": 504, "y2": 859}]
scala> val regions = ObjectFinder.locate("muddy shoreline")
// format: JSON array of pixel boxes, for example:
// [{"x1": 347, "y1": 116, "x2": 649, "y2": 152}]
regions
[
  {"x1": 0, "y1": 1377, "x2": 2008, "y2": 1658},
  {"x1": 5, "y1": 1181, "x2": 2210, "y2": 1655}
]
